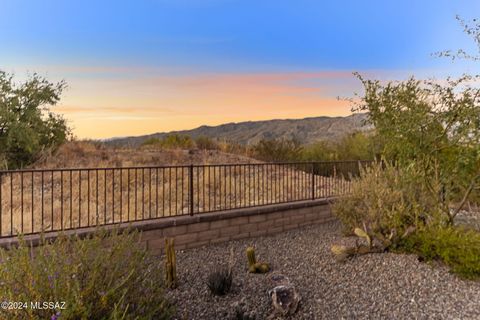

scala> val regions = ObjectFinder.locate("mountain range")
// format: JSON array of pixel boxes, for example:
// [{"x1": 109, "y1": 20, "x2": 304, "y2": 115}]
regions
[{"x1": 106, "y1": 113, "x2": 371, "y2": 147}]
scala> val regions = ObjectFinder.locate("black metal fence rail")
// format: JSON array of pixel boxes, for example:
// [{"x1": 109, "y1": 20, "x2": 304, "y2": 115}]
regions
[{"x1": 0, "y1": 161, "x2": 372, "y2": 238}]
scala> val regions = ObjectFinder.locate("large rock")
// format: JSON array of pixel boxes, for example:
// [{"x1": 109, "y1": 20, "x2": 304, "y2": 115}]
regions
[{"x1": 267, "y1": 273, "x2": 300, "y2": 318}]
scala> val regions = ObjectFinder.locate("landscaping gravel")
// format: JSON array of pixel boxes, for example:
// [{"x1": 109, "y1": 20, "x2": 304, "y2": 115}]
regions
[{"x1": 166, "y1": 220, "x2": 480, "y2": 319}]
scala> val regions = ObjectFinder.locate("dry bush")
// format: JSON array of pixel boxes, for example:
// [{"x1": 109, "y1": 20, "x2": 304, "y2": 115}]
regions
[
  {"x1": 0, "y1": 229, "x2": 174, "y2": 319},
  {"x1": 332, "y1": 162, "x2": 442, "y2": 239}
]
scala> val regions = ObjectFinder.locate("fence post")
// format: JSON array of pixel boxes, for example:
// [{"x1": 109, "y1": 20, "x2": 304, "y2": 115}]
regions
[
  {"x1": 189, "y1": 164, "x2": 194, "y2": 216},
  {"x1": 311, "y1": 162, "x2": 315, "y2": 200}
]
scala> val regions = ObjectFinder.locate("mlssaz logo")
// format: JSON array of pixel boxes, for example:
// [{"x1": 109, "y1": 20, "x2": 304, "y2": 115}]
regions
[{"x1": 30, "y1": 302, "x2": 66, "y2": 310}]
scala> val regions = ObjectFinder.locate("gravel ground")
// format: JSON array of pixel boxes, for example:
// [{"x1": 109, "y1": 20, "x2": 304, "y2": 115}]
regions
[{"x1": 166, "y1": 221, "x2": 480, "y2": 320}]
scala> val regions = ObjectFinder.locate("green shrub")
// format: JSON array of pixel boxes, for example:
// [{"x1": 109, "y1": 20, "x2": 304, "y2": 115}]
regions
[
  {"x1": 0, "y1": 71, "x2": 71, "y2": 169},
  {"x1": 400, "y1": 226, "x2": 480, "y2": 279},
  {"x1": 0, "y1": 230, "x2": 174, "y2": 320},
  {"x1": 332, "y1": 161, "x2": 442, "y2": 240}
]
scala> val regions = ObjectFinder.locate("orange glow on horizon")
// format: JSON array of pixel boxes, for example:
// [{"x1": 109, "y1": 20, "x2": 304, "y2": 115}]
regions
[{"x1": 54, "y1": 71, "x2": 357, "y2": 139}]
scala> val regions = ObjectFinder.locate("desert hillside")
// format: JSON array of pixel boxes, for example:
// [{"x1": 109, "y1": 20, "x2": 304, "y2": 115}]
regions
[
  {"x1": 107, "y1": 113, "x2": 371, "y2": 147},
  {"x1": 33, "y1": 141, "x2": 260, "y2": 169}
]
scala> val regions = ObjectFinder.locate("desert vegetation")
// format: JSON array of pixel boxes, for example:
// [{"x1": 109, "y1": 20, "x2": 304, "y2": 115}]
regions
[
  {"x1": 0, "y1": 71, "x2": 71, "y2": 170},
  {"x1": 0, "y1": 229, "x2": 174, "y2": 319},
  {"x1": 331, "y1": 69, "x2": 480, "y2": 278},
  {"x1": 138, "y1": 130, "x2": 378, "y2": 163},
  {"x1": 1, "y1": 15, "x2": 480, "y2": 319}
]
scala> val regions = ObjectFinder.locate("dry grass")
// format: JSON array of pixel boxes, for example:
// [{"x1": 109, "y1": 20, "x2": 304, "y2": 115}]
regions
[
  {"x1": 0, "y1": 142, "x2": 352, "y2": 236},
  {"x1": 33, "y1": 141, "x2": 260, "y2": 168}
]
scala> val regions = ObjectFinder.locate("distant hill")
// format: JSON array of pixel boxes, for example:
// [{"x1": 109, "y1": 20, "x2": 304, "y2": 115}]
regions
[{"x1": 106, "y1": 113, "x2": 372, "y2": 147}]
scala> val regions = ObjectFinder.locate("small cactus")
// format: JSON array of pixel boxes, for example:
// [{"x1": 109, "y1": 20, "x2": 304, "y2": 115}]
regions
[
  {"x1": 354, "y1": 227, "x2": 372, "y2": 247},
  {"x1": 246, "y1": 246, "x2": 270, "y2": 273},
  {"x1": 165, "y1": 238, "x2": 177, "y2": 288},
  {"x1": 330, "y1": 244, "x2": 352, "y2": 262},
  {"x1": 246, "y1": 247, "x2": 256, "y2": 272}
]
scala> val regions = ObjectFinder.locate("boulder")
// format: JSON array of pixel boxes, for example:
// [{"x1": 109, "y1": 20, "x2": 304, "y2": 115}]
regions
[{"x1": 267, "y1": 273, "x2": 300, "y2": 318}]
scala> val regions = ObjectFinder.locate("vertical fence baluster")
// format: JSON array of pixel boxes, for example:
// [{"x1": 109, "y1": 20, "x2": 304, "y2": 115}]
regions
[
  {"x1": 135, "y1": 169, "x2": 138, "y2": 220},
  {"x1": 128, "y1": 169, "x2": 131, "y2": 221},
  {"x1": 196, "y1": 166, "x2": 200, "y2": 213},
  {"x1": 189, "y1": 164, "x2": 194, "y2": 216},
  {"x1": 51, "y1": 171, "x2": 54, "y2": 231},
  {"x1": 142, "y1": 168, "x2": 144, "y2": 219},
  {"x1": 31, "y1": 172, "x2": 34, "y2": 233},
  {"x1": 0, "y1": 173, "x2": 2, "y2": 236},
  {"x1": 61, "y1": 171, "x2": 63, "y2": 230},
  {"x1": 41, "y1": 172, "x2": 44, "y2": 232},
  {"x1": 70, "y1": 171, "x2": 72, "y2": 229},
  {"x1": 311, "y1": 163, "x2": 315, "y2": 200},
  {"x1": 96, "y1": 170, "x2": 99, "y2": 226},
  {"x1": 120, "y1": 169, "x2": 123, "y2": 222},
  {"x1": 10, "y1": 173, "x2": 12, "y2": 235},
  {"x1": 113, "y1": 169, "x2": 115, "y2": 223},
  {"x1": 79, "y1": 171, "x2": 83, "y2": 228},
  {"x1": 21, "y1": 172, "x2": 23, "y2": 233},
  {"x1": 155, "y1": 168, "x2": 158, "y2": 218}
]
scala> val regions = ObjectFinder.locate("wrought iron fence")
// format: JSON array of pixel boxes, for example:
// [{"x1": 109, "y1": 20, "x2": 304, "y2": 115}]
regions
[{"x1": 0, "y1": 161, "x2": 372, "y2": 237}]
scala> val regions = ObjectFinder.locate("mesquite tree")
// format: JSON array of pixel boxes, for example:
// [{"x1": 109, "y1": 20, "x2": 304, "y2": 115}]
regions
[
  {"x1": 0, "y1": 71, "x2": 71, "y2": 169},
  {"x1": 353, "y1": 74, "x2": 480, "y2": 224},
  {"x1": 352, "y1": 16, "x2": 480, "y2": 224}
]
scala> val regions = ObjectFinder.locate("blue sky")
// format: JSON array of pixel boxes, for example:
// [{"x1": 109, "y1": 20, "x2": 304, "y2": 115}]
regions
[{"x1": 0, "y1": 0, "x2": 479, "y2": 138}]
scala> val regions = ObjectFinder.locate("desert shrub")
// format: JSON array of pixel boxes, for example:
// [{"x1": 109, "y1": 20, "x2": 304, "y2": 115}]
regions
[
  {"x1": 161, "y1": 134, "x2": 193, "y2": 149},
  {"x1": 195, "y1": 136, "x2": 219, "y2": 150},
  {"x1": 0, "y1": 229, "x2": 174, "y2": 320},
  {"x1": 217, "y1": 140, "x2": 248, "y2": 156},
  {"x1": 332, "y1": 161, "x2": 442, "y2": 240},
  {"x1": 300, "y1": 141, "x2": 336, "y2": 161},
  {"x1": 354, "y1": 73, "x2": 480, "y2": 223},
  {"x1": 207, "y1": 248, "x2": 235, "y2": 296},
  {"x1": 400, "y1": 226, "x2": 480, "y2": 279},
  {"x1": 0, "y1": 71, "x2": 71, "y2": 169},
  {"x1": 301, "y1": 131, "x2": 379, "y2": 162},
  {"x1": 141, "y1": 137, "x2": 163, "y2": 147},
  {"x1": 252, "y1": 138, "x2": 302, "y2": 162},
  {"x1": 206, "y1": 268, "x2": 233, "y2": 296},
  {"x1": 141, "y1": 134, "x2": 194, "y2": 150}
]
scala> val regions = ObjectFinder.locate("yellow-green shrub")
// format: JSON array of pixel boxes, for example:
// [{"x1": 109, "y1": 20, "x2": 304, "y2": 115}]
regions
[
  {"x1": 0, "y1": 229, "x2": 173, "y2": 320},
  {"x1": 332, "y1": 162, "x2": 442, "y2": 239}
]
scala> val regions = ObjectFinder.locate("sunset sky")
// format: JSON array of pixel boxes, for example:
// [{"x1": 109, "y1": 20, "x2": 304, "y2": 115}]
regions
[{"x1": 1, "y1": 0, "x2": 480, "y2": 139}]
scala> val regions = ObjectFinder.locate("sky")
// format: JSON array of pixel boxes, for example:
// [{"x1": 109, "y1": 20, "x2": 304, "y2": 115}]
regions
[{"x1": 1, "y1": 0, "x2": 480, "y2": 139}]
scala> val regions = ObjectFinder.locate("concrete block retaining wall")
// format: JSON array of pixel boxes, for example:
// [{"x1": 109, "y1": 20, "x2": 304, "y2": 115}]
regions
[{"x1": 0, "y1": 199, "x2": 335, "y2": 252}]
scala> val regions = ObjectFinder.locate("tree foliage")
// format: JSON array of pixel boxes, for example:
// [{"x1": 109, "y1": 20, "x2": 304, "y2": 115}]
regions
[
  {"x1": 353, "y1": 73, "x2": 480, "y2": 223},
  {"x1": 0, "y1": 71, "x2": 71, "y2": 169}
]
